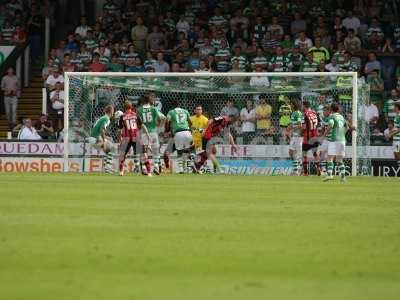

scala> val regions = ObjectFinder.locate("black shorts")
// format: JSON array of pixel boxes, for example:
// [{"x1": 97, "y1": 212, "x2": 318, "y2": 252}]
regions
[
  {"x1": 120, "y1": 140, "x2": 137, "y2": 156},
  {"x1": 302, "y1": 141, "x2": 320, "y2": 152}
]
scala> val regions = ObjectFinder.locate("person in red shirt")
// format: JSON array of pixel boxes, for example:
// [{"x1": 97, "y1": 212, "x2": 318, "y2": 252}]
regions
[
  {"x1": 118, "y1": 100, "x2": 149, "y2": 176},
  {"x1": 195, "y1": 115, "x2": 237, "y2": 173},
  {"x1": 302, "y1": 101, "x2": 321, "y2": 175},
  {"x1": 12, "y1": 25, "x2": 27, "y2": 44},
  {"x1": 88, "y1": 53, "x2": 107, "y2": 72}
]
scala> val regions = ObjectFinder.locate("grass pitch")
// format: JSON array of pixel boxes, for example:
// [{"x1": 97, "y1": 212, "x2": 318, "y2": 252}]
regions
[{"x1": 0, "y1": 173, "x2": 399, "y2": 300}]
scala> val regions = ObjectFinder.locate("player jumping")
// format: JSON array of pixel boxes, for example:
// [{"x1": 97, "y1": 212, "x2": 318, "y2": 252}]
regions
[
  {"x1": 301, "y1": 101, "x2": 321, "y2": 175},
  {"x1": 194, "y1": 115, "x2": 237, "y2": 173},
  {"x1": 89, "y1": 105, "x2": 115, "y2": 173},
  {"x1": 166, "y1": 100, "x2": 195, "y2": 174},
  {"x1": 118, "y1": 100, "x2": 150, "y2": 176}
]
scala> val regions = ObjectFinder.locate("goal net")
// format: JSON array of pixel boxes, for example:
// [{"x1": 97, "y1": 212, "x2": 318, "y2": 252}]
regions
[{"x1": 63, "y1": 72, "x2": 371, "y2": 176}]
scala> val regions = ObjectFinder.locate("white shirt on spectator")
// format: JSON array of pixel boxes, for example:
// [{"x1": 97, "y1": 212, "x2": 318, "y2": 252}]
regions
[
  {"x1": 240, "y1": 108, "x2": 256, "y2": 132},
  {"x1": 365, "y1": 103, "x2": 379, "y2": 123},
  {"x1": 325, "y1": 63, "x2": 340, "y2": 72},
  {"x1": 176, "y1": 20, "x2": 190, "y2": 36},
  {"x1": 46, "y1": 75, "x2": 64, "y2": 87},
  {"x1": 50, "y1": 90, "x2": 65, "y2": 110},
  {"x1": 75, "y1": 25, "x2": 91, "y2": 38},
  {"x1": 342, "y1": 17, "x2": 361, "y2": 32},
  {"x1": 294, "y1": 37, "x2": 313, "y2": 49},
  {"x1": 18, "y1": 126, "x2": 42, "y2": 140}
]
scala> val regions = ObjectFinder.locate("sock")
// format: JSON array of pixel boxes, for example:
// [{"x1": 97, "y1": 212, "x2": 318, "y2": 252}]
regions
[
  {"x1": 104, "y1": 152, "x2": 113, "y2": 173},
  {"x1": 145, "y1": 160, "x2": 151, "y2": 173},
  {"x1": 339, "y1": 162, "x2": 345, "y2": 177},
  {"x1": 292, "y1": 159, "x2": 299, "y2": 174},
  {"x1": 134, "y1": 158, "x2": 140, "y2": 171},
  {"x1": 327, "y1": 162, "x2": 334, "y2": 177},
  {"x1": 153, "y1": 156, "x2": 160, "y2": 171},
  {"x1": 303, "y1": 156, "x2": 308, "y2": 175},
  {"x1": 119, "y1": 158, "x2": 125, "y2": 172},
  {"x1": 177, "y1": 157, "x2": 184, "y2": 173},
  {"x1": 313, "y1": 152, "x2": 321, "y2": 172}
]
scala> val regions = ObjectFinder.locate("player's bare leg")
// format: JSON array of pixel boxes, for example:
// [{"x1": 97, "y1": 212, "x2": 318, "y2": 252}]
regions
[
  {"x1": 302, "y1": 153, "x2": 309, "y2": 176},
  {"x1": 313, "y1": 151, "x2": 321, "y2": 176},
  {"x1": 140, "y1": 148, "x2": 152, "y2": 176}
]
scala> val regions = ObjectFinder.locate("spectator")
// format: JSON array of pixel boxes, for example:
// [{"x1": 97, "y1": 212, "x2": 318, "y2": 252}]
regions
[
  {"x1": 66, "y1": 34, "x2": 79, "y2": 53},
  {"x1": 383, "y1": 90, "x2": 400, "y2": 122},
  {"x1": 344, "y1": 29, "x2": 362, "y2": 53},
  {"x1": 251, "y1": 47, "x2": 268, "y2": 70},
  {"x1": 365, "y1": 102, "x2": 379, "y2": 125},
  {"x1": 49, "y1": 82, "x2": 64, "y2": 112},
  {"x1": 269, "y1": 46, "x2": 292, "y2": 72},
  {"x1": 77, "y1": 44, "x2": 92, "y2": 68},
  {"x1": 108, "y1": 54, "x2": 124, "y2": 72},
  {"x1": 366, "y1": 18, "x2": 384, "y2": 47},
  {"x1": 153, "y1": 52, "x2": 170, "y2": 72},
  {"x1": 291, "y1": 13, "x2": 307, "y2": 37},
  {"x1": 325, "y1": 57, "x2": 340, "y2": 72},
  {"x1": 256, "y1": 96, "x2": 273, "y2": 134},
  {"x1": 209, "y1": 7, "x2": 228, "y2": 30},
  {"x1": 261, "y1": 31, "x2": 280, "y2": 54},
  {"x1": 342, "y1": 10, "x2": 361, "y2": 33},
  {"x1": 287, "y1": 45, "x2": 304, "y2": 71},
  {"x1": 253, "y1": 16, "x2": 267, "y2": 41},
  {"x1": 144, "y1": 51, "x2": 156, "y2": 71},
  {"x1": 127, "y1": 57, "x2": 145, "y2": 72},
  {"x1": 75, "y1": 16, "x2": 91, "y2": 38},
  {"x1": 384, "y1": 121, "x2": 395, "y2": 142},
  {"x1": 70, "y1": 51, "x2": 84, "y2": 71},
  {"x1": 197, "y1": 37, "x2": 214, "y2": 58},
  {"x1": 131, "y1": 17, "x2": 148, "y2": 53},
  {"x1": 176, "y1": 15, "x2": 190, "y2": 37},
  {"x1": 186, "y1": 50, "x2": 201, "y2": 71},
  {"x1": 147, "y1": 25, "x2": 166, "y2": 52},
  {"x1": 230, "y1": 9, "x2": 249, "y2": 30},
  {"x1": 368, "y1": 69, "x2": 385, "y2": 105},
  {"x1": 221, "y1": 100, "x2": 239, "y2": 118},
  {"x1": 294, "y1": 31, "x2": 313, "y2": 51},
  {"x1": 268, "y1": 16, "x2": 284, "y2": 38},
  {"x1": 300, "y1": 53, "x2": 318, "y2": 72},
  {"x1": 18, "y1": 118, "x2": 42, "y2": 140},
  {"x1": 308, "y1": 37, "x2": 330, "y2": 63},
  {"x1": 231, "y1": 46, "x2": 247, "y2": 71},
  {"x1": 27, "y1": 5, "x2": 43, "y2": 60},
  {"x1": 88, "y1": 53, "x2": 107, "y2": 72},
  {"x1": 215, "y1": 39, "x2": 231, "y2": 72},
  {"x1": 42, "y1": 58, "x2": 56, "y2": 81},
  {"x1": 1, "y1": 67, "x2": 20, "y2": 129},
  {"x1": 11, "y1": 25, "x2": 27, "y2": 44},
  {"x1": 62, "y1": 53, "x2": 75, "y2": 73},
  {"x1": 240, "y1": 100, "x2": 256, "y2": 144},
  {"x1": 34, "y1": 114, "x2": 54, "y2": 140},
  {"x1": 46, "y1": 68, "x2": 64, "y2": 90},
  {"x1": 84, "y1": 30, "x2": 98, "y2": 51},
  {"x1": 364, "y1": 52, "x2": 382, "y2": 75}
]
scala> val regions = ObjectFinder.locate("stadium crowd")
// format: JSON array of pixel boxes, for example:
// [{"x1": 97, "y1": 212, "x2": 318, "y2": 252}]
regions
[{"x1": 1, "y1": 0, "x2": 400, "y2": 145}]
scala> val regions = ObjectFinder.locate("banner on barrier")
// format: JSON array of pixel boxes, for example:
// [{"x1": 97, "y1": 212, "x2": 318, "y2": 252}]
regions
[{"x1": 0, "y1": 141, "x2": 396, "y2": 159}]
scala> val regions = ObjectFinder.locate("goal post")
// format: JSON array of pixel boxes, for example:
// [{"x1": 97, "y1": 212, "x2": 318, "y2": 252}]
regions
[{"x1": 63, "y1": 71, "x2": 369, "y2": 176}]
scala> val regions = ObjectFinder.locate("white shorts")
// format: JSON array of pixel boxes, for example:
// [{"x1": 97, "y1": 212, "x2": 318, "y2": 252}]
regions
[
  {"x1": 88, "y1": 136, "x2": 112, "y2": 151},
  {"x1": 174, "y1": 130, "x2": 193, "y2": 151},
  {"x1": 140, "y1": 132, "x2": 160, "y2": 148},
  {"x1": 289, "y1": 137, "x2": 303, "y2": 152},
  {"x1": 393, "y1": 141, "x2": 400, "y2": 153},
  {"x1": 328, "y1": 141, "x2": 345, "y2": 157},
  {"x1": 319, "y1": 139, "x2": 329, "y2": 153}
]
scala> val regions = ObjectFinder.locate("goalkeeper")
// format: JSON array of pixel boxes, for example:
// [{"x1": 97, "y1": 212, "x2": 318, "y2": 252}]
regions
[
  {"x1": 190, "y1": 105, "x2": 208, "y2": 151},
  {"x1": 89, "y1": 105, "x2": 115, "y2": 173}
]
